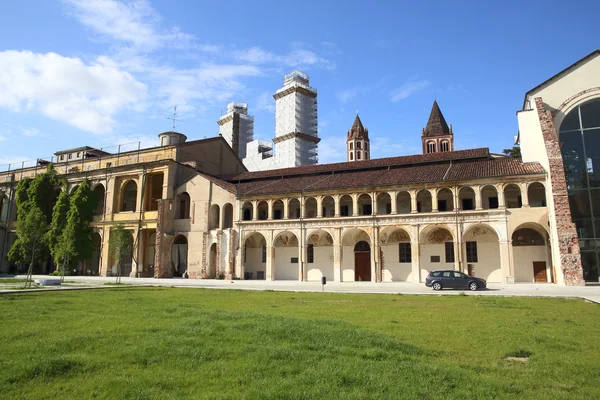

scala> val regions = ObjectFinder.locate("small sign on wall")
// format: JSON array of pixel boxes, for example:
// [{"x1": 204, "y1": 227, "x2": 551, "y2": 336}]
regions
[
  {"x1": 291, "y1": 257, "x2": 298, "y2": 263},
  {"x1": 431, "y1": 256, "x2": 440, "y2": 263}
]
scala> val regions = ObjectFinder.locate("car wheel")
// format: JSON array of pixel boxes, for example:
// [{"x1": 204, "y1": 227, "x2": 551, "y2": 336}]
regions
[
  {"x1": 432, "y1": 282, "x2": 442, "y2": 291},
  {"x1": 469, "y1": 282, "x2": 478, "y2": 291}
]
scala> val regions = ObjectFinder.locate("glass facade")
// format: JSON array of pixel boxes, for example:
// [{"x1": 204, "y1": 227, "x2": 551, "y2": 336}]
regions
[{"x1": 559, "y1": 98, "x2": 600, "y2": 282}]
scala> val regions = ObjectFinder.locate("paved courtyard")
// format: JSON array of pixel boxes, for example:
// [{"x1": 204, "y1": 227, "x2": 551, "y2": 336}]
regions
[{"x1": 3, "y1": 274, "x2": 599, "y2": 303}]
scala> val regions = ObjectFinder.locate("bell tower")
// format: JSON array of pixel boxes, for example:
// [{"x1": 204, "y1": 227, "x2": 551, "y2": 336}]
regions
[
  {"x1": 347, "y1": 114, "x2": 370, "y2": 162},
  {"x1": 422, "y1": 100, "x2": 454, "y2": 154}
]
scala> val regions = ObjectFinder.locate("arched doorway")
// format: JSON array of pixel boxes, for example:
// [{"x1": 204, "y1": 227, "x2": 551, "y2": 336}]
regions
[
  {"x1": 171, "y1": 235, "x2": 188, "y2": 277},
  {"x1": 88, "y1": 232, "x2": 102, "y2": 276},
  {"x1": 243, "y1": 232, "x2": 266, "y2": 280},
  {"x1": 463, "y1": 225, "x2": 501, "y2": 282},
  {"x1": 419, "y1": 226, "x2": 455, "y2": 281},
  {"x1": 512, "y1": 225, "x2": 550, "y2": 283},
  {"x1": 380, "y1": 227, "x2": 412, "y2": 281},
  {"x1": 273, "y1": 231, "x2": 299, "y2": 280},
  {"x1": 354, "y1": 241, "x2": 371, "y2": 281},
  {"x1": 341, "y1": 228, "x2": 371, "y2": 281},
  {"x1": 306, "y1": 230, "x2": 334, "y2": 281},
  {"x1": 208, "y1": 243, "x2": 217, "y2": 278}
]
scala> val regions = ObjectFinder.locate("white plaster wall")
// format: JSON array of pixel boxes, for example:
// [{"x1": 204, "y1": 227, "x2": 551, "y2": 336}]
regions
[
  {"x1": 342, "y1": 246, "x2": 355, "y2": 281},
  {"x1": 464, "y1": 242, "x2": 502, "y2": 282},
  {"x1": 274, "y1": 247, "x2": 298, "y2": 280},
  {"x1": 518, "y1": 110, "x2": 549, "y2": 167},
  {"x1": 306, "y1": 247, "x2": 334, "y2": 281},
  {"x1": 514, "y1": 246, "x2": 549, "y2": 282},
  {"x1": 382, "y1": 244, "x2": 412, "y2": 282},
  {"x1": 244, "y1": 247, "x2": 265, "y2": 278},
  {"x1": 420, "y1": 243, "x2": 454, "y2": 281}
]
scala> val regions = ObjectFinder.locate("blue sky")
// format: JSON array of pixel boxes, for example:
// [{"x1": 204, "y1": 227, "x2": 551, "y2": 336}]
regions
[{"x1": 0, "y1": 0, "x2": 599, "y2": 169}]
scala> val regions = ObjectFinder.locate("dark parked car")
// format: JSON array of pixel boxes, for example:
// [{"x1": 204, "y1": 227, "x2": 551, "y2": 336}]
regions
[{"x1": 425, "y1": 270, "x2": 486, "y2": 291}]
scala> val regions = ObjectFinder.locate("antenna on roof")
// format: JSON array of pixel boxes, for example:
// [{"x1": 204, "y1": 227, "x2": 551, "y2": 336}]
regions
[{"x1": 166, "y1": 105, "x2": 185, "y2": 131}]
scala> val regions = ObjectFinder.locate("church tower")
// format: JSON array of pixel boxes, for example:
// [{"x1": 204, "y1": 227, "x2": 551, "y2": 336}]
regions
[
  {"x1": 347, "y1": 114, "x2": 370, "y2": 162},
  {"x1": 422, "y1": 100, "x2": 454, "y2": 154}
]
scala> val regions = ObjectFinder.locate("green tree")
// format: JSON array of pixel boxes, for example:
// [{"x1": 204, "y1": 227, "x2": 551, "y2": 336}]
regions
[
  {"x1": 9, "y1": 206, "x2": 48, "y2": 288},
  {"x1": 502, "y1": 146, "x2": 522, "y2": 158},
  {"x1": 109, "y1": 224, "x2": 132, "y2": 284},
  {"x1": 27, "y1": 164, "x2": 62, "y2": 222},
  {"x1": 64, "y1": 180, "x2": 98, "y2": 270},
  {"x1": 47, "y1": 190, "x2": 71, "y2": 281}
]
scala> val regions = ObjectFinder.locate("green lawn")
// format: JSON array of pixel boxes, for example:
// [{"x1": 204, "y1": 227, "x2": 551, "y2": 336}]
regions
[{"x1": 0, "y1": 288, "x2": 599, "y2": 399}]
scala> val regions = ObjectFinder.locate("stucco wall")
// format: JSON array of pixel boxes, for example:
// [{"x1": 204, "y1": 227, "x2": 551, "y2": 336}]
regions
[
  {"x1": 274, "y1": 246, "x2": 298, "y2": 280},
  {"x1": 382, "y1": 244, "x2": 412, "y2": 282},
  {"x1": 514, "y1": 245, "x2": 550, "y2": 282},
  {"x1": 306, "y1": 247, "x2": 334, "y2": 281},
  {"x1": 420, "y1": 243, "x2": 454, "y2": 281}
]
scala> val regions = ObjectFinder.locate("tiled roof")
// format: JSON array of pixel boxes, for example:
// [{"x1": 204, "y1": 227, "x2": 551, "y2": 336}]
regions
[
  {"x1": 225, "y1": 151, "x2": 545, "y2": 196},
  {"x1": 423, "y1": 100, "x2": 451, "y2": 137},
  {"x1": 225, "y1": 148, "x2": 490, "y2": 181},
  {"x1": 347, "y1": 114, "x2": 368, "y2": 140}
]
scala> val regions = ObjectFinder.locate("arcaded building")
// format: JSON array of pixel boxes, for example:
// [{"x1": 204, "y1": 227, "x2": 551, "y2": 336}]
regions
[{"x1": 1, "y1": 51, "x2": 598, "y2": 285}]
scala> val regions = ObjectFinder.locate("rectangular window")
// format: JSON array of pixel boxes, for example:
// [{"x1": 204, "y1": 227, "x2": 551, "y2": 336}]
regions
[
  {"x1": 438, "y1": 200, "x2": 447, "y2": 212},
  {"x1": 399, "y1": 243, "x2": 411, "y2": 263},
  {"x1": 445, "y1": 242, "x2": 455, "y2": 263},
  {"x1": 365, "y1": 142, "x2": 368, "y2": 151},
  {"x1": 386, "y1": 203, "x2": 391, "y2": 214},
  {"x1": 60, "y1": 155, "x2": 64, "y2": 161},
  {"x1": 291, "y1": 257, "x2": 298, "y2": 264},
  {"x1": 431, "y1": 255, "x2": 440, "y2": 263},
  {"x1": 462, "y1": 198, "x2": 474, "y2": 210},
  {"x1": 76, "y1": 152, "x2": 81, "y2": 157},
  {"x1": 362, "y1": 204, "x2": 372, "y2": 215},
  {"x1": 261, "y1": 245, "x2": 266, "y2": 263},
  {"x1": 357, "y1": 151, "x2": 361, "y2": 160},
  {"x1": 488, "y1": 197, "x2": 499, "y2": 209},
  {"x1": 341, "y1": 205, "x2": 349, "y2": 216},
  {"x1": 307, "y1": 244, "x2": 314, "y2": 263},
  {"x1": 68, "y1": 154, "x2": 72, "y2": 159},
  {"x1": 357, "y1": 142, "x2": 362, "y2": 150},
  {"x1": 466, "y1": 241, "x2": 478, "y2": 262}
]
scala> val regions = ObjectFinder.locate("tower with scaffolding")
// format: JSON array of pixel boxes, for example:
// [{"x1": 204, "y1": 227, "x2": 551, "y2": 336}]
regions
[
  {"x1": 218, "y1": 102, "x2": 254, "y2": 160},
  {"x1": 235, "y1": 70, "x2": 320, "y2": 171}
]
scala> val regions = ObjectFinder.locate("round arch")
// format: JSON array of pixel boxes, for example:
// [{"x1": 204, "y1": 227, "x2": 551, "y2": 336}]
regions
[
  {"x1": 511, "y1": 222, "x2": 551, "y2": 283},
  {"x1": 341, "y1": 228, "x2": 372, "y2": 282},
  {"x1": 462, "y1": 224, "x2": 502, "y2": 282},
  {"x1": 380, "y1": 226, "x2": 413, "y2": 282},
  {"x1": 306, "y1": 229, "x2": 334, "y2": 282},
  {"x1": 273, "y1": 230, "x2": 299, "y2": 281},
  {"x1": 243, "y1": 232, "x2": 267, "y2": 280},
  {"x1": 419, "y1": 225, "x2": 455, "y2": 283},
  {"x1": 120, "y1": 180, "x2": 138, "y2": 212},
  {"x1": 171, "y1": 234, "x2": 188, "y2": 278}
]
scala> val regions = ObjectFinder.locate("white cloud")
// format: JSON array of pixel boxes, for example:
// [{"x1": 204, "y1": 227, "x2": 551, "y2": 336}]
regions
[
  {"x1": 237, "y1": 47, "x2": 334, "y2": 70},
  {"x1": 62, "y1": 0, "x2": 203, "y2": 52},
  {"x1": 390, "y1": 78, "x2": 431, "y2": 102},
  {"x1": 336, "y1": 88, "x2": 358, "y2": 103},
  {"x1": 255, "y1": 92, "x2": 275, "y2": 113},
  {"x1": 0, "y1": 51, "x2": 147, "y2": 134},
  {"x1": 0, "y1": 136, "x2": 5, "y2": 142}
]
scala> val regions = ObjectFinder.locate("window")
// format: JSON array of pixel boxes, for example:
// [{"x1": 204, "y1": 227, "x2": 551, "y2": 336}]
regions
[
  {"x1": 417, "y1": 201, "x2": 422, "y2": 212},
  {"x1": 291, "y1": 257, "x2": 299, "y2": 263},
  {"x1": 441, "y1": 141, "x2": 449, "y2": 152},
  {"x1": 357, "y1": 151, "x2": 361, "y2": 160},
  {"x1": 489, "y1": 197, "x2": 499, "y2": 209},
  {"x1": 60, "y1": 155, "x2": 64, "y2": 161},
  {"x1": 307, "y1": 244, "x2": 314, "y2": 263},
  {"x1": 438, "y1": 200, "x2": 447, "y2": 212},
  {"x1": 399, "y1": 243, "x2": 411, "y2": 263},
  {"x1": 357, "y1": 142, "x2": 362, "y2": 150},
  {"x1": 274, "y1": 209, "x2": 282, "y2": 220},
  {"x1": 462, "y1": 198, "x2": 474, "y2": 210},
  {"x1": 350, "y1": 152, "x2": 353, "y2": 161},
  {"x1": 261, "y1": 245, "x2": 267, "y2": 263},
  {"x1": 386, "y1": 203, "x2": 392, "y2": 214},
  {"x1": 365, "y1": 142, "x2": 368, "y2": 151},
  {"x1": 349, "y1": 142, "x2": 353, "y2": 150},
  {"x1": 76, "y1": 152, "x2": 81, "y2": 157},
  {"x1": 466, "y1": 241, "x2": 478, "y2": 262},
  {"x1": 243, "y1": 209, "x2": 251, "y2": 221},
  {"x1": 431, "y1": 271, "x2": 441, "y2": 277},
  {"x1": 362, "y1": 204, "x2": 372, "y2": 215},
  {"x1": 341, "y1": 205, "x2": 349, "y2": 216},
  {"x1": 68, "y1": 154, "x2": 73, "y2": 159},
  {"x1": 445, "y1": 242, "x2": 455, "y2": 263},
  {"x1": 427, "y1": 142, "x2": 436, "y2": 153},
  {"x1": 443, "y1": 271, "x2": 452, "y2": 277},
  {"x1": 365, "y1": 152, "x2": 368, "y2": 159},
  {"x1": 452, "y1": 272, "x2": 464, "y2": 279},
  {"x1": 106, "y1": 162, "x2": 112, "y2": 168}
]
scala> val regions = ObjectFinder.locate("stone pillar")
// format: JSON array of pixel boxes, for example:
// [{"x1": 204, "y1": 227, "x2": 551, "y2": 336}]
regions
[
  {"x1": 390, "y1": 191, "x2": 397, "y2": 214},
  {"x1": 499, "y1": 240, "x2": 513, "y2": 283},
  {"x1": 411, "y1": 225, "x2": 420, "y2": 283},
  {"x1": 317, "y1": 196, "x2": 323, "y2": 218},
  {"x1": 267, "y1": 200, "x2": 273, "y2": 220},
  {"x1": 520, "y1": 183, "x2": 530, "y2": 207},
  {"x1": 334, "y1": 195, "x2": 340, "y2": 217},
  {"x1": 154, "y1": 199, "x2": 170, "y2": 278},
  {"x1": 252, "y1": 200, "x2": 258, "y2": 221},
  {"x1": 266, "y1": 231, "x2": 274, "y2": 281},
  {"x1": 106, "y1": 177, "x2": 118, "y2": 217},
  {"x1": 100, "y1": 228, "x2": 111, "y2": 277},
  {"x1": 298, "y1": 242, "x2": 305, "y2": 281},
  {"x1": 135, "y1": 177, "x2": 144, "y2": 213},
  {"x1": 497, "y1": 184, "x2": 506, "y2": 209},
  {"x1": 333, "y1": 228, "x2": 342, "y2": 282},
  {"x1": 372, "y1": 227, "x2": 380, "y2": 282},
  {"x1": 352, "y1": 194, "x2": 359, "y2": 217},
  {"x1": 283, "y1": 198, "x2": 289, "y2": 220},
  {"x1": 410, "y1": 190, "x2": 418, "y2": 214},
  {"x1": 475, "y1": 185, "x2": 483, "y2": 210},
  {"x1": 431, "y1": 189, "x2": 438, "y2": 212}
]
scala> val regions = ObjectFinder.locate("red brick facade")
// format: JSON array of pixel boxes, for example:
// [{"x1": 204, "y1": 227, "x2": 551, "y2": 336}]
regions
[{"x1": 535, "y1": 97, "x2": 585, "y2": 286}]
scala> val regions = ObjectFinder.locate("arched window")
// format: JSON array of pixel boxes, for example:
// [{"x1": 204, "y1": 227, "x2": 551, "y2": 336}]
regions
[
  {"x1": 365, "y1": 142, "x2": 368, "y2": 151},
  {"x1": 365, "y1": 151, "x2": 368, "y2": 159},
  {"x1": 512, "y1": 228, "x2": 545, "y2": 246},
  {"x1": 357, "y1": 151, "x2": 362, "y2": 160},
  {"x1": 209, "y1": 204, "x2": 220, "y2": 230},
  {"x1": 93, "y1": 184, "x2": 105, "y2": 216},
  {"x1": 223, "y1": 203, "x2": 233, "y2": 228},
  {"x1": 427, "y1": 142, "x2": 436, "y2": 153},
  {"x1": 441, "y1": 141, "x2": 449, "y2": 152},
  {"x1": 177, "y1": 192, "x2": 190, "y2": 219},
  {"x1": 349, "y1": 142, "x2": 353, "y2": 150},
  {"x1": 121, "y1": 181, "x2": 137, "y2": 212},
  {"x1": 350, "y1": 152, "x2": 353, "y2": 161}
]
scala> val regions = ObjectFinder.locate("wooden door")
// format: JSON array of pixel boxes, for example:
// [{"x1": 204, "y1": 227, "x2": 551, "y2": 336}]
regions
[
  {"x1": 355, "y1": 252, "x2": 371, "y2": 281},
  {"x1": 533, "y1": 262, "x2": 547, "y2": 282}
]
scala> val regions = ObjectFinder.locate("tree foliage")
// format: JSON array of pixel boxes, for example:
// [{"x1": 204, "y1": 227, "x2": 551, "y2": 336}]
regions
[
  {"x1": 109, "y1": 224, "x2": 132, "y2": 283},
  {"x1": 10, "y1": 206, "x2": 48, "y2": 287},
  {"x1": 502, "y1": 146, "x2": 522, "y2": 158},
  {"x1": 64, "y1": 180, "x2": 98, "y2": 265},
  {"x1": 47, "y1": 190, "x2": 71, "y2": 278}
]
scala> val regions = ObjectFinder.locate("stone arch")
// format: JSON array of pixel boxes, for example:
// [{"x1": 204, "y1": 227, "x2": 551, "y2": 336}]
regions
[
  {"x1": 222, "y1": 203, "x2": 234, "y2": 228},
  {"x1": 503, "y1": 184, "x2": 522, "y2": 208},
  {"x1": 306, "y1": 229, "x2": 334, "y2": 281},
  {"x1": 528, "y1": 182, "x2": 547, "y2": 207},
  {"x1": 120, "y1": 180, "x2": 138, "y2": 212},
  {"x1": 304, "y1": 197, "x2": 318, "y2": 218},
  {"x1": 272, "y1": 199, "x2": 284, "y2": 220},
  {"x1": 427, "y1": 141, "x2": 436, "y2": 153},
  {"x1": 341, "y1": 228, "x2": 372, "y2": 282},
  {"x1": 416, "y1": 189, "x2": 432, "y2": 213},
  {"x1": 208, "y1": 242, "x2": 217, "y2": 278},
  {"x1": 70, "y1": 184, "x2": 79, "y2": 194},
  {"x1": 243, "y1": 232, "x2": 267, "y2": 280},
  {"x1": 171, "y1": 234, "x2": 188, "y2": 277},
  {"x1": 511, "y1": 222, "x2": 551, "y2": 283},
  {"x1": 437, "y1": 188, "x2": 454, "y2": 211},
  {"x1": 176, "y1": 192, "x2": 191, "y2": 219},
  {"x1": 376, "y1": 192, "x2": 392, "y2": 215},
  {"x1": 458, "y1": 186, "x2": 475, "y2": 210},
  {"x1": 242, "y1": 201, "x2": 253, "y2": 221},
  {"x1": 288, "y1": 198, "x2": 300, "y2": 219},
  {"x1": 357, "y1": 193, "x2": 372, "y2": 216},
  {"x1": 339, "y1": 195, "x2": 353, "y2": 217},
  {"x1": 257, "y1": 201, "x2": 268, "y2": 220},
  {"x1": 462, "y1": 224, "x2": 502, "y2": 282},
  {"x1": 380, "y1": 226, "x2": 413, "y2": 282},
  {"x1": 273, "y1": 230, "x2": 299, "y2": 280},
  {"x1": 481, "y1": 185, "x2": 499, "y2": 209},
  {"x1": 440, "y1": 140, "x2": 450, "y2": 152},
  {"x1": 93, "y1": 183, "x2": 105, "y2": 216},
  {"x1": 419, "y1": 225, "x2": 455, "y2": 282},
  {"x1": 209, "y1": 204, "x2": 220, "y2": 230},
  {"x1": 554, "y1": 87, "x2": 600, "y2": 132},
  {"x1": 322, "y1": 196, "x2": 335, "y2": 218},
  {"x1": 396, "y1": 191, "x2": 411, "y2": 214}
]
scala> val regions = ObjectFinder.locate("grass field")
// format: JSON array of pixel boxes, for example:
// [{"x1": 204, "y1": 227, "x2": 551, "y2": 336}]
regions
[{"x1": 0, "y1": 288, "x2": 599, "y2": 399}]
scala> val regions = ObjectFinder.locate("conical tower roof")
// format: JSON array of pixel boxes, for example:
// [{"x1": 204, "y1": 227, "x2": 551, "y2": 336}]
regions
[
  {"x1": 423, "y1": 100, "x2": 451, "y2": 137},
  {"x1": 348, "y1": 114, "x2": 368, "y2": 139}
]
